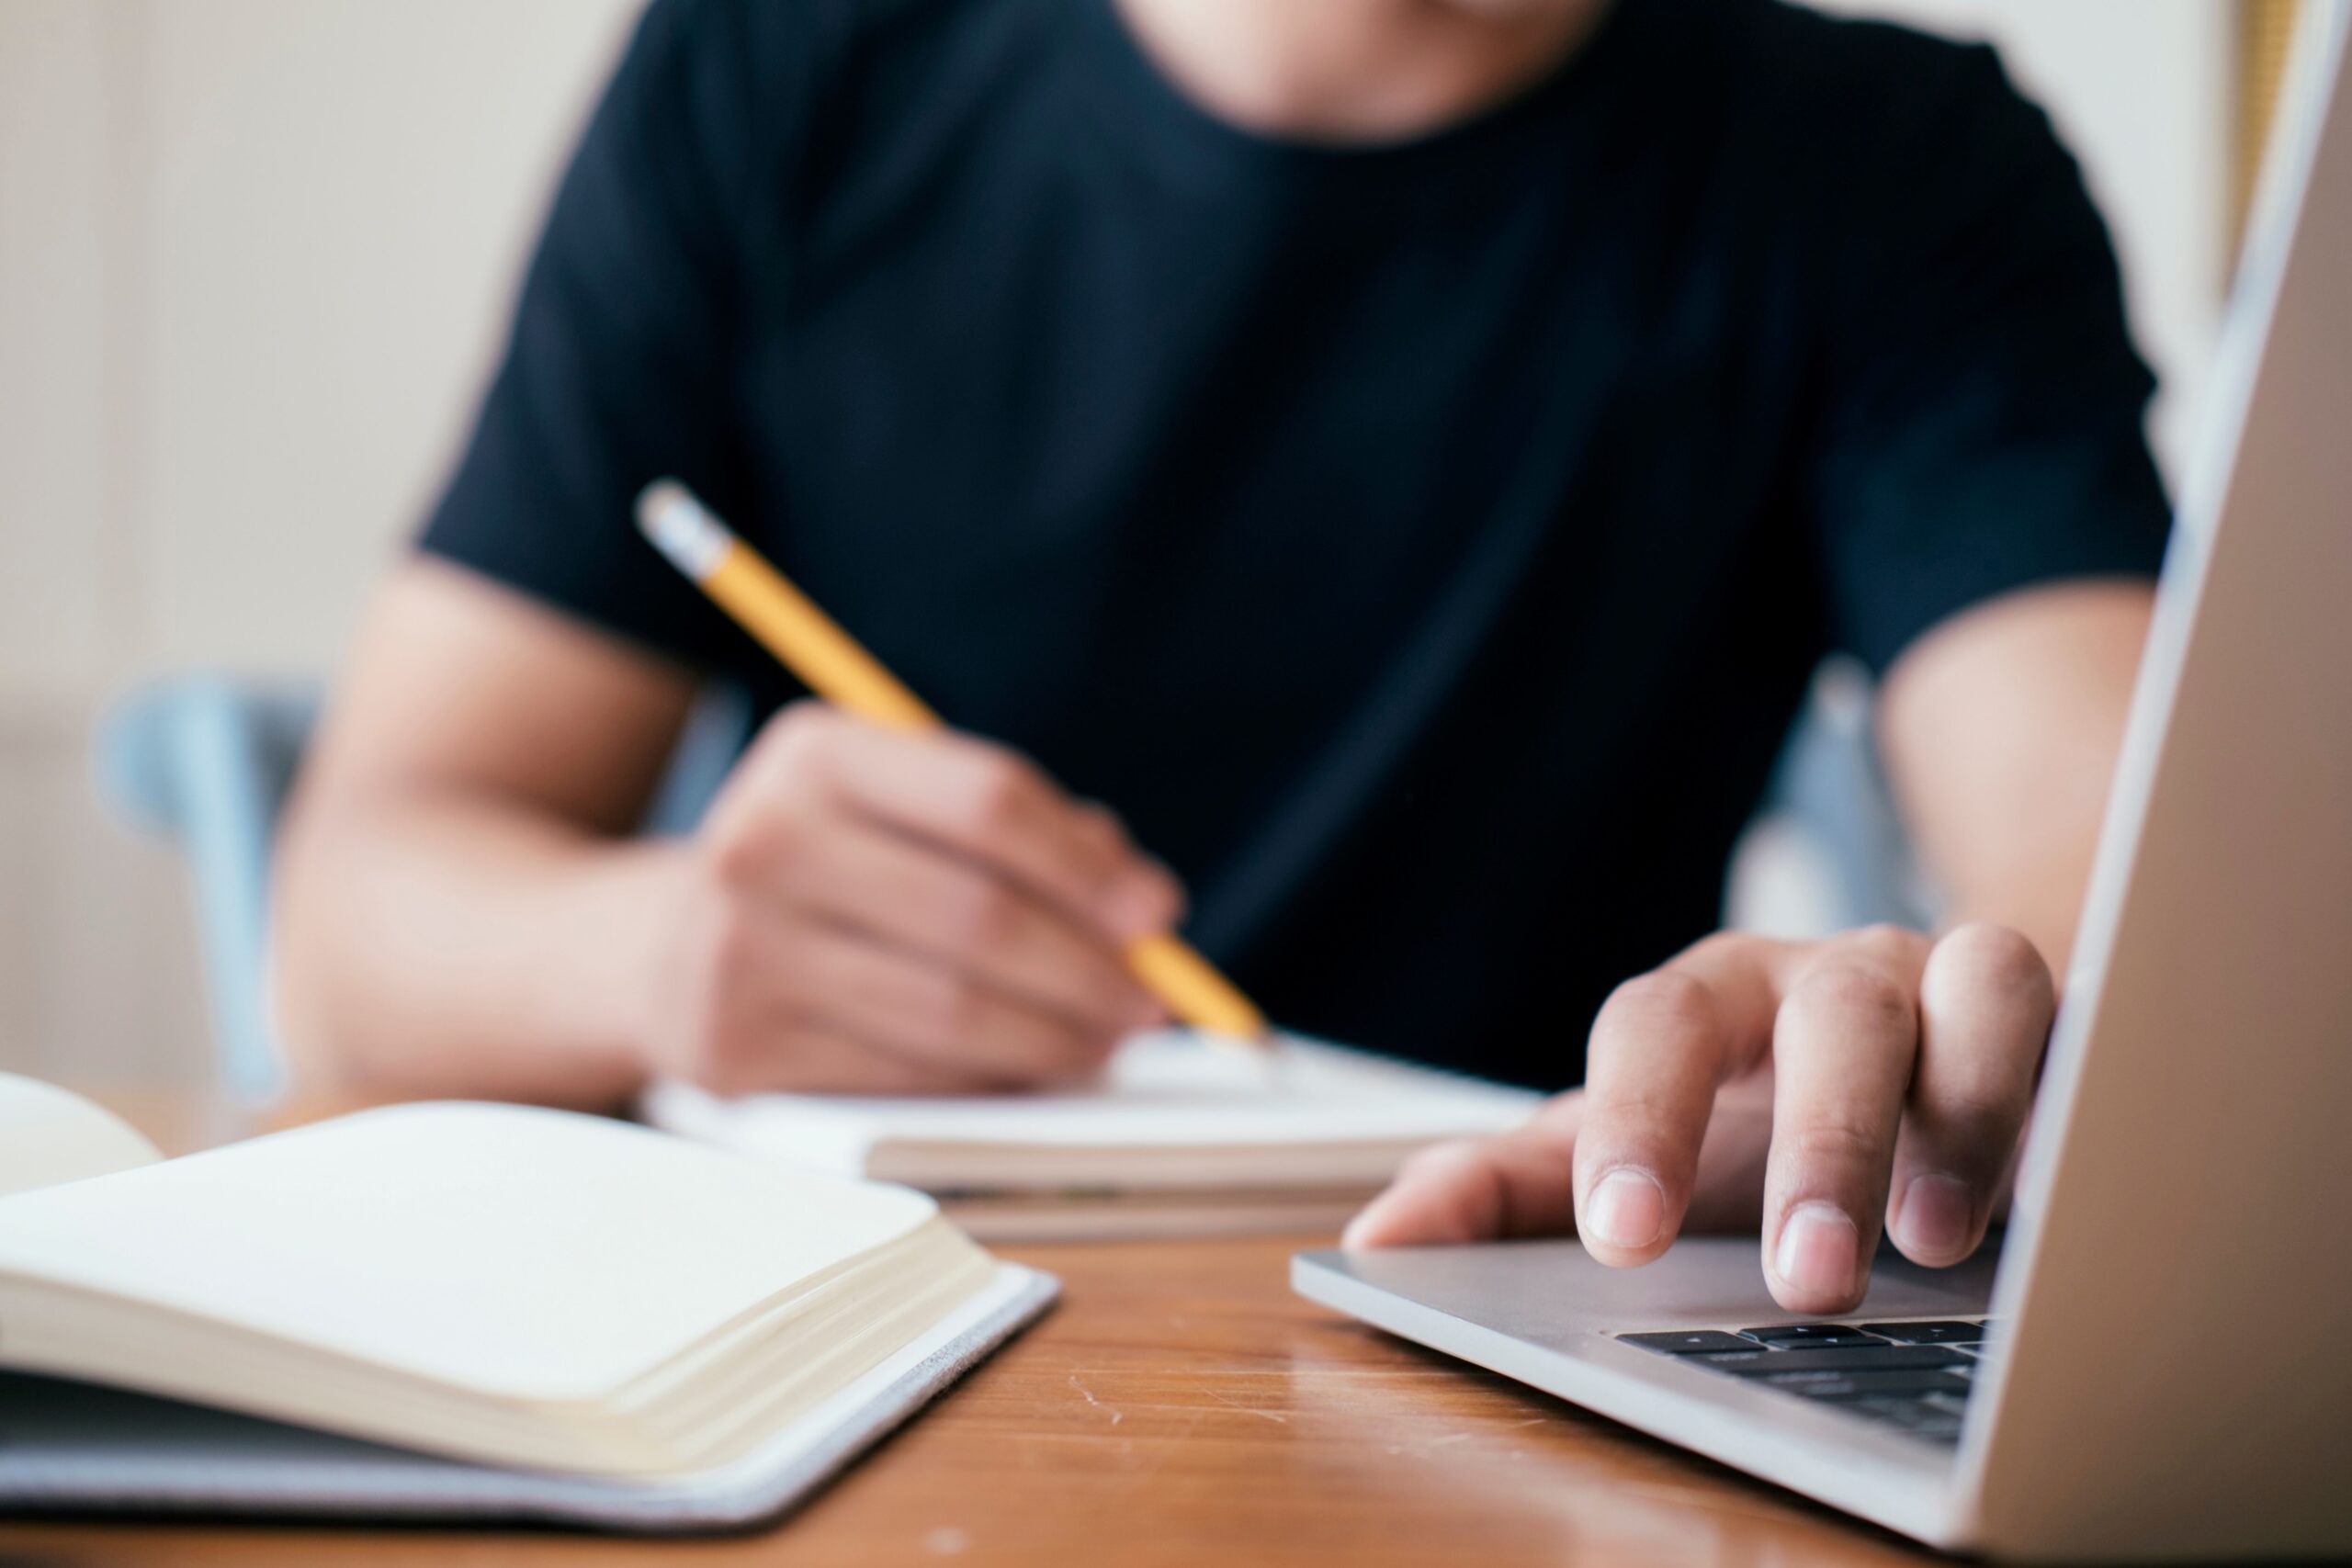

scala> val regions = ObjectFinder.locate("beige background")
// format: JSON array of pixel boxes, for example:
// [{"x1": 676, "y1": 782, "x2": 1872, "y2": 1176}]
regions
[{"x1": 0, "y1": 1, "x2": 2238, "y2": 1087}]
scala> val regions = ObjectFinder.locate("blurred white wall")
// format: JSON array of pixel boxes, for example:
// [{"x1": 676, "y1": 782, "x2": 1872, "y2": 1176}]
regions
[
  {"x1": 1807, "y1": 0, "x2": 2236, "y2": 487},
  {"x1": 0, "y1": 0, "x2": 639, "y2": 1083},
  {"x1": 0, "y1": 0, "x2": 2236, "y2": 1083}
]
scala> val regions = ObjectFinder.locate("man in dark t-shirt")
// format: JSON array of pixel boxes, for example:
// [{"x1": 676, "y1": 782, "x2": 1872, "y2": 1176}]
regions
[{"x1": 278, "y1": 0, "x2": 2165, "y2": 1311}]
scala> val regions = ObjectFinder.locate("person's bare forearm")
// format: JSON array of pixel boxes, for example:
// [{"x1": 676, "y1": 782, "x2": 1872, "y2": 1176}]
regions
[
  {"x1": 1880, "y1": 580, "x2": 2154, "y2": 976},
  {"x1": 274, "y1": 793, "x2": 680, "y2": 1108}
]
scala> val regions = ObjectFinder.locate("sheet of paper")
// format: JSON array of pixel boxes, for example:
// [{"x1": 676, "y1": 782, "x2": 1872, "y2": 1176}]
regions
[
  {"x1": 0, "y1": 1076, "x2": 163, "y2": 1199},
  {"x1": 0, "y1": 1102, "x2": 941, "y2": 1400},
  {"x1": 645, "y1": 1031, "x2": 1542, "y2": 1168}
]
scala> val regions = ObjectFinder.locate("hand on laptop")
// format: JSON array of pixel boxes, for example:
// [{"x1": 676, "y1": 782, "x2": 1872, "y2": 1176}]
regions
[
  {"x1": 640, "y1": 703, "x2": 1179, "y2": 1095},
  {"x1": 1343, "y1": 924, "x2": 2054, "y2": 1313}
]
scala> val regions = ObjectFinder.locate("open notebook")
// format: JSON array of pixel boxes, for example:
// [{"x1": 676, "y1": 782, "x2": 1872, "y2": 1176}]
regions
[
  {"x1": 0, "y1": 1076, "x2": 1054, "y2": 1530},
  {"x1": 644, "y1": 1031, "x2": 1542, "y2": 1238}
]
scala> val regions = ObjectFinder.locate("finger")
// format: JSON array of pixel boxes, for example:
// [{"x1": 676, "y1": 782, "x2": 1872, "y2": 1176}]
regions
[
  {"x1": 1886, "y1": 923, "x2": 2052, "y2": 1265},
  {"x1": 1073, "y1": 800, "x2": 1184, "y2": 911},
  {"x1": 1571, "y1": 936, "x2": 1783, "y2": 1266},
  {"x1": 1343, "y1": 1099, "x2": 1585, "y2": 1247},
  {"x1": 797, "y1": 710, "x2": 1184, "y2": 941},
  {"x1": 1763, "y1": 926, "x2": 1932, "y2": 1313},
  {"x1": 779, "y1": 820, "x2": 1162, "y2": 1040},
  {"x1": 775, "y1": 920, "x2": 1114, "y2": 1085}
]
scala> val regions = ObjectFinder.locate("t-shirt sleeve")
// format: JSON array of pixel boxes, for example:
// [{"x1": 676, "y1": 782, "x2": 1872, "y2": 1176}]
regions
[
  {"x1": 1807, "y1": 39, "x2": 2172, "y2": 675},
  {"x1": 417, "y1": 0, "x2": 781, "y2": 671}
]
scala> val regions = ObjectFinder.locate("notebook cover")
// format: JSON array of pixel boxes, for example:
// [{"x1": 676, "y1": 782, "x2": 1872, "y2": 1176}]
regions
[{"x1": 0, "y1": 1261, "x2": 1056, "y2": 1533}]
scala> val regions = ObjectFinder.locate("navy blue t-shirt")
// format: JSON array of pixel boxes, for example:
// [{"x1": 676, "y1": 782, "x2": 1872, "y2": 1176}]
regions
[{"x1": 421, "y1": 0, "x2": 2170, "y2": 1088}]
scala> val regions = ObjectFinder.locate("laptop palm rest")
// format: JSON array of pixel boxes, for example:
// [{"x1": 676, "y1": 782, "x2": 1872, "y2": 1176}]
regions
[{"x1": 1293, "y1": 1238, "x2": 1998, "y2": 1546}]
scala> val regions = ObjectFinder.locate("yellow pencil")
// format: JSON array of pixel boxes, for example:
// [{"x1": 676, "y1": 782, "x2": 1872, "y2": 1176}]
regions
[{"x1": 637, "y1": 480, "x2": 1270, "y2": 1048}]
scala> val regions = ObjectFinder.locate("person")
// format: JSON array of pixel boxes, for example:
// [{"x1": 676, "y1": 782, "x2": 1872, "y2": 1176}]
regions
[{"x1": 274, "y1": 0, "x2": 2167, "y2": 1314}]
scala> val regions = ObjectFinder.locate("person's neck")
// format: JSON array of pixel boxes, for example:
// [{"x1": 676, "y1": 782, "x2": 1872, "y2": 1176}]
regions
[{"x1": 1108, "y1": 0, "x2": 1612, "y2": 145}]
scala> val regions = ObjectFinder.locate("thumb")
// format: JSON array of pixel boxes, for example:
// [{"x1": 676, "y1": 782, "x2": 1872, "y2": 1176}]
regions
[{"x1": 1343, "y1": 1098, "x2": 1587, "y2": 1247}]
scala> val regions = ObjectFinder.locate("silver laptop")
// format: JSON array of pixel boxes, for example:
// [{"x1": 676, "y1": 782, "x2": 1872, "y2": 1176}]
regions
[{"x1": 1294, "y1": 6, "x2": 2352, "y2": 1559}]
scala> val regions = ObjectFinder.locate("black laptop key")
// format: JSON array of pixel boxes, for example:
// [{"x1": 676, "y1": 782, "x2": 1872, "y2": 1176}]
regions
[
  {"x1": 1737, "y1": 1326, "x2": 1887, "y2": 1348},
  {"x1": 1693, "y1": 1345, "x2": 1971, "y2": 1376},
  {"x1": 1740, "y1": 1323, "x2": 1878, "y2": 1344},
  {"x1": 1620, "y1": 1330, "x2": 1760, "y2": 1355},
  {"x1": 1859, "y1": 1320, "x2": 1983, "y2": 1345},
  {"x1": 1756, "y1": 1368, "x2": 1975, "y2": 1400}
]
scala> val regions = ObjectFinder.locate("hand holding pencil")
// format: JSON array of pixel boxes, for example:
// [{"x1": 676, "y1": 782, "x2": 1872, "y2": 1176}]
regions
[{"x1": 636, "y1": 481, "x2": 1269, "y2": 1089}]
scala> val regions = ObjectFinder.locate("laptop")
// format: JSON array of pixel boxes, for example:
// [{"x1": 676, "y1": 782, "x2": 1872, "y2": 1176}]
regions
[{"x1": 1293, "y1": 6, "x2": 2352, "y2": 1560}]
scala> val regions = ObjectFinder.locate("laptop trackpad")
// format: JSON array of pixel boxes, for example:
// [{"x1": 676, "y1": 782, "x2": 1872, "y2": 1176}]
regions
[{"x1": 1296, "y1": 1235, "x2": 1999, "y2": 1352}]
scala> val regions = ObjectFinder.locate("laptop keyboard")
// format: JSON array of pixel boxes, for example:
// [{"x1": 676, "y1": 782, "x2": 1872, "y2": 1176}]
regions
[{"x1": 1615, "y1": 1319, "x2": 1995, "y2": 1444}]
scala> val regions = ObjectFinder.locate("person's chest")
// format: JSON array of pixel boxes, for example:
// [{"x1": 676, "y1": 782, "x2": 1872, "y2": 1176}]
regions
[{"x1": 717, "y1": 21, "x2": 1819, "y2": 783}]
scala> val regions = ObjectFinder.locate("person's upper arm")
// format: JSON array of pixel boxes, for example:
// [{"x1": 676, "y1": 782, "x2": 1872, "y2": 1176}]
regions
[
  {"x1": 296, "y1": 558, "x2": 697, "y2": 837},
  {"x1": 300, "y1": 0, "x2": 822, "y2": 834},
  {"x1": 1806, "y1": 37, "x2": 2172, "y2": 678},
  {"x1": 419, "y1": 0, "x2": 806, "y2": 673}
]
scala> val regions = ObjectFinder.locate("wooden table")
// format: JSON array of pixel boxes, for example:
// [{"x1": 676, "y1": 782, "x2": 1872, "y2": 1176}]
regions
[{"x1": 0, "y1": 1093, "x2": 1939, "y2": 1568}]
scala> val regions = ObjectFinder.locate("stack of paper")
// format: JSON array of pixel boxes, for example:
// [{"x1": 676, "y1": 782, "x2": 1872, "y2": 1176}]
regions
[{"x1": 643, "y1": 1032, "x2": 1542, "y2": 1238}]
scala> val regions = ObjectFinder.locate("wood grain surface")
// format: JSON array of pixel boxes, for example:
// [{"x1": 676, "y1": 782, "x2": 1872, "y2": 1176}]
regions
[{"x1": 0, "y1": 1092, "x2": 1940, "y2": 1568}]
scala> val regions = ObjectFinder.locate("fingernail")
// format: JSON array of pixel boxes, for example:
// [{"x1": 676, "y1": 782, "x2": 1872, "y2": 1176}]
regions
[
  {"x1": 1773, "y1": 1201, "x2": 1860, "y2": 1301},
  {"x1": 1586, "y1": 1168, "x2": 1666, "y2": 1251},
  {"x1": 1896, "y1": 1173, "x2": 1974, "y2": 1258}
]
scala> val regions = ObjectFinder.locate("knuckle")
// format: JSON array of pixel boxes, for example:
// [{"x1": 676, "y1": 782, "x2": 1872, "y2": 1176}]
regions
[
  {"x1": 1779, "y1": 1118, "x2": 1888, "y2": 1173},
  {"x1": 756, "y1": 699, "x2": 835, "y2": 773},
  {"x1": 1917, "y1": 1085, "x2": 2024, "y2": 1137},
  {"x1": 958, "y1": 755, "x2": 1035, "y2": 835},
  {"x1": 1153, "y1": 865, "x2": 1190, "y2": 919},
  {"x1": 1786, "y1": 960, "x2": 1914, "y2": 1033},
  {"x1": 1842, "y1": 922, "x2": 1928, "y2": 967},
  {"x1": 707, "y1": 812, "x2": 805, "y2": 893},
  {"x1": 703, "y1": 822, "x2": 769, "y2": 891},
  {"x1": 1585, "y1": 1085, "x2": 1690, "y2": 1136},
  {"x1": 964, "y1": 747, "x2": 1048, "y2": 808},
  {"x1": 1933, "y1": 922, "x2": 2052, "y2": 997},
  {"x1": 1600, "y1": 971, "x2": 1716, "y2": 1035},
  {"x1": 1683, "y1": 930, "x2": 1760, "y2": 967},
  {"x1": 1116, "y1": 868, "x2": 1184, "y2": 933},
  {"x1": 770, "y1": 696, "x2": 833, "y2": 739},
  {"x1": 1073, "y1": 801, "x2": 1126, "y2": 848}
]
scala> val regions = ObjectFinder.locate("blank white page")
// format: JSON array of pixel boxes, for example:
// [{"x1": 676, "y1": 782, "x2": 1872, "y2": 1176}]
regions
[
  {"x1": 0, "y1": 1076, "x2": 163, "y2": 1199},
  {"x1": 0, "y1": 1103, "x2": 941, "y2": 1401}
]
